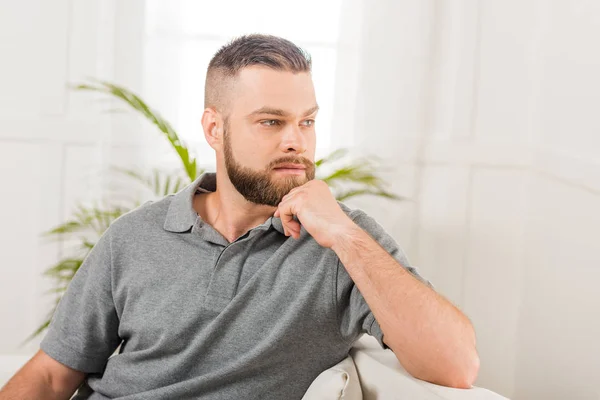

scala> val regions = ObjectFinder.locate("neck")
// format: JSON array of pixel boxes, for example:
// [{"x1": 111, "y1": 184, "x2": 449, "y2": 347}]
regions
[{"x1": 194, "y1": 171, "x2": 276, "y2": 243}]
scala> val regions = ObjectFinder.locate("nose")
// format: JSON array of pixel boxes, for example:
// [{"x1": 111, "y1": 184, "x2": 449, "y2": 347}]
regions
[{"x1": 279, "y1": 124, "x2": 307, "y2": 154}]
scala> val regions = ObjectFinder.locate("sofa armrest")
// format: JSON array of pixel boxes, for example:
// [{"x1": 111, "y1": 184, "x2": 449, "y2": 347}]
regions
[{"x1": 350, "y1": 334, "x2": 509, "y2": 400}]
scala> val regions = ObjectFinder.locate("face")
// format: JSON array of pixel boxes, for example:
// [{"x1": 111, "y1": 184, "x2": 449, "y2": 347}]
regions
[{"x1": 216, "y1": 67, "x2": 318, "y2": 206}]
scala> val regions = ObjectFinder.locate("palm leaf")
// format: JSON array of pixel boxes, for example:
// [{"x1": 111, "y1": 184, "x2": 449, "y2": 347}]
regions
[
  {"x1": 315, "y1": 148, "x2": 349, "y2": 167},
  {"x1": 316, "y1": 148, "x2": 401, "y2": 202},
  {"x1": 43, "y1": 258, "x2": 84, "y2": 279},
  {"x1": 335, "y1": 188, "x2": 401, "y2": 202},
  {"x1": 44, "y1": 285, "x2": 70, "y2": 295},
  {"x1": 45, "y1": 205, "x2": 127, "y2": 238},
  {"x1": 320, "y1": 164, "x2": 386, "y2": 189},
  {"x1": 112, "y1": 167, "x2": 198, "y2": 197},
  {"x1": 75, "y1": 79, "x2": 199, "y2": 181}
]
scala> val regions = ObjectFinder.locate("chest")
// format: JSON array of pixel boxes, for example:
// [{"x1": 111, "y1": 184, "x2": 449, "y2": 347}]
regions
[{"x1": 111, "y1": 229, "x2": 339, "y2": 353}]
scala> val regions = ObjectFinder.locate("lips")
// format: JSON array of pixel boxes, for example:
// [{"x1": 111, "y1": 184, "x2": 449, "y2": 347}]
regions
[{"x1": 273, "y1": 163, "x2": 306, "y2": 170}]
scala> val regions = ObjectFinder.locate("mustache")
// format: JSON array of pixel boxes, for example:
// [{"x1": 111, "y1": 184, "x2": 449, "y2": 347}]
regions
[{"x1": 267, "y1": 156, "x2": 314, "y2": 170}]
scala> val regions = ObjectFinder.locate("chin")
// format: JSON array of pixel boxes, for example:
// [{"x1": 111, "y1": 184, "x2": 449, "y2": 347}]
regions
[{"x1": 274, "y1": 175, "x2": 307, "y2": 185}]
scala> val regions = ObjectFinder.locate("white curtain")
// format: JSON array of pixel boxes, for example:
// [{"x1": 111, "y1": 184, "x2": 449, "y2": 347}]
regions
[
  {"x1": 330, "y1": 0, "x2": 439, "y2": 260},
  {"x1": 332, "y1": 0, "x2": 435, "y2": 157},
  {"x1": 333, "y1": 2, "x2": 600, "y2": 400}
]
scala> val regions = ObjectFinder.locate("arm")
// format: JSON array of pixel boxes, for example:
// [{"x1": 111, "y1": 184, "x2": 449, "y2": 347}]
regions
[
  {"x1": 0, "y1": 349, "x2": 85, "y2": 400},
  {"x1": 3, "y1": 224, "x2": 121, "y2": 399},
  {"x1": 274, "y1": 180, "x2": 479, "y2": 389},
  {"x1": 331, "y1": 222, "x2": 479, "y2": 388}
]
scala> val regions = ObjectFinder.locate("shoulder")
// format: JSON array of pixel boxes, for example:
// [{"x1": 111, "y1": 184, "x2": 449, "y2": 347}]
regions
[
  {"x1": 336, "y1": 201, "x2": 404, "y2": 259},
  {"x1": 107, "y1": 195, "x2": 173, "y2": 238},
  {"x1": 337, "y1": 201, "x2": 381, "y2": 232}
]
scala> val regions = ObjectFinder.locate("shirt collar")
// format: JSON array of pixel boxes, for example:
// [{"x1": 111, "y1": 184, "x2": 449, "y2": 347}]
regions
[{"x1": 163, "y1": 172, "x2": 285, "y2": 235}]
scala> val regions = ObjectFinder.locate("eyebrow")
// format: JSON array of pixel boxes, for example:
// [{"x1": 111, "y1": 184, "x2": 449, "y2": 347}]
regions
[{"x1": 248, "y1": 105, "x2": 319, "y2": 118}]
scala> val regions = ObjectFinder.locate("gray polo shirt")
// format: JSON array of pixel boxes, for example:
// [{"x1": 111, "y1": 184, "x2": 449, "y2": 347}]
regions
[{"x1": 40, "y1": 172, "x2": 431, "y2": 399}]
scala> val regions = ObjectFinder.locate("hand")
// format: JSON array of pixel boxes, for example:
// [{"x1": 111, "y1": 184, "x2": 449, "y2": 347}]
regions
[{"x1": 273, "y1": 180, "x2": 356, "y2": 248}]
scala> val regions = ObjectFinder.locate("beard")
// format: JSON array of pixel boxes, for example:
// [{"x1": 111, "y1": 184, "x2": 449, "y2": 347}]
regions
[{"x1": 223, "y1": 124, "x2": 315, "y2": 207}]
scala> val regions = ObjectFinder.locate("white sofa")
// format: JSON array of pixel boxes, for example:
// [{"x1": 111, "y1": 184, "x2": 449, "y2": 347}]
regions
[{"x1": 302, "y1": 334, "x2": 509, "y2": 400}]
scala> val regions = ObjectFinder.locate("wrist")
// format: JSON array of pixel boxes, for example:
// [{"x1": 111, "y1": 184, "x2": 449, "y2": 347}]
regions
[{"x1": 330, "y1": 219, "x2": 363, "y2": 253}]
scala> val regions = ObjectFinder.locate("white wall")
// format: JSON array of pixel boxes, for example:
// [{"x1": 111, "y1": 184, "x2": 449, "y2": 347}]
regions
[
  {"x1": 0, "y1": 0, "x2": 147, "y2": 385},
  {"x1": 342, "y1": 1, "x2": 600, "y2": 399}
]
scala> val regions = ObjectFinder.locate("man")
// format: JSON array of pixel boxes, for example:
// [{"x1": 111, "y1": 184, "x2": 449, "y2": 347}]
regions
[{"x1": 0, "y1": 34, "x2": 479, "y2": 399}]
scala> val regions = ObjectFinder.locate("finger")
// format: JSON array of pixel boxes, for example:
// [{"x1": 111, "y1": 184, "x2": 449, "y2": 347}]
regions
[
  {"x1": 281, "y1": 215, "x2": 302, "y2": 235},
  {"x1": 291, "y1": 226, "x2": 301, "y2": 239},
  {"x1": 284, "y1": 223, "x2": 300, "y2": 239},
  {"x1": 281, "y1": 186, "x2": 303, "y2": 202},
  {"x1": 283, "y1": 218, "x2": 300, "y2": 237},
  {"x1": 278, "y1": 202, "x2": 302, "y2": 234}
]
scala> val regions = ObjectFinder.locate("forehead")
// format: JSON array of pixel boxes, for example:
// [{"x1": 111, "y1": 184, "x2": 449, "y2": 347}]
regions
[{"x1": 229, "y1": 66, "x2": 316, "y2": 116}]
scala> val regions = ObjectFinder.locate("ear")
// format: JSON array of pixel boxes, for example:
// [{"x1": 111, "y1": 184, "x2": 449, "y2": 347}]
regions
[{"x1": 202, "y1": 108, "x2": 222, "y2": 151}]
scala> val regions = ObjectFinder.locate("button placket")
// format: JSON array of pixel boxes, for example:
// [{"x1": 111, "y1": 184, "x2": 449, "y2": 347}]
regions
[
  {"x1": 201, "y1": 231, "x2": 259, "y2": 313},
  {"x1": 200, "y1": 223, "x2": 272, "y2": 314}
]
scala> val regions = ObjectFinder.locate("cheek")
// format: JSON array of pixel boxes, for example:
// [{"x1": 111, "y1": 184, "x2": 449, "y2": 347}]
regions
[
  {"x1": 237, "y1": 144, "x2": 272, "y2": 170},
  {"x1": 227, "y1": 124, "x2": 260, "y2": 159}
]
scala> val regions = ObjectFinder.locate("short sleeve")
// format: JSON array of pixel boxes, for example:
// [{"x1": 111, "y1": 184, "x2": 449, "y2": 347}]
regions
[
  {"x1": 40, "y1": 227, "x2": 121, "y2": 373},
  {"x1": 335, "y1": 209, "x2": 433, "y2": 350}
]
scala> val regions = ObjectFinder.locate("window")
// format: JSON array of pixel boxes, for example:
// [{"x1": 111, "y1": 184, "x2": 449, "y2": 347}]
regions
[{"x1": 143, "y1": 0, "x2": 343, "y2": 167}]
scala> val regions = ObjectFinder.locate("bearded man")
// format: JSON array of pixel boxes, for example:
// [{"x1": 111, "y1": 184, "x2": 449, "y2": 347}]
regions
[{"x1": 0, "y1": 34, "x2": 479, "y2": 400}]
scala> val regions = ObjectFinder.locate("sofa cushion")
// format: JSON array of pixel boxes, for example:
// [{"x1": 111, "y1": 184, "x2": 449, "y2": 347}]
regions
[{"x1": 302, "y1": 355, "x2": 362, "y2": 400}]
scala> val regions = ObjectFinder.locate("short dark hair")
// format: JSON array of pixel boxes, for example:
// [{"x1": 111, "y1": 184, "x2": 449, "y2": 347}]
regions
[{"x1": 204, "y1": 34, "x2": 312, "y2": 111}]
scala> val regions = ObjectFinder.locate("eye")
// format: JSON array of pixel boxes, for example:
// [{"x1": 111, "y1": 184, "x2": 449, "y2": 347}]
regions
[
  {"x1": 301, "y1": 119, "x2": 315, "y2": 127},
  {"x1": 261, "y1": 119, "x2": 281, "y2": 126}
]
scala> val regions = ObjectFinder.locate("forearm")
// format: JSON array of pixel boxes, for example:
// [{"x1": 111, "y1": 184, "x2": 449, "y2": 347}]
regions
[
  {"x1": 331, "y1": 224, "x2": 479, "y2": 388},
  {"x1": 0, "y1": 363, "x2": 74, "y2": 400}
]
